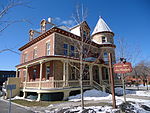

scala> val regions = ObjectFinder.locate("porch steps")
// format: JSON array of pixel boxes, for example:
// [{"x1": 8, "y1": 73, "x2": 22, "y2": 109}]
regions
[{"x1": 92, "y1": 80, "x2": 111, "y2": 93}]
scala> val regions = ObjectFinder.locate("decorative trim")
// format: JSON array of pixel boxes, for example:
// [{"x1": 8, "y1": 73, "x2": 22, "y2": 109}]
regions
[{"x1": 19, "y1": 27, "x2": 116, "y2": 51}]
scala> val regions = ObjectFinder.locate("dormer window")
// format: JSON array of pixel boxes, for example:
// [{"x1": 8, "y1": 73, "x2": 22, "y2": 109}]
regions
[{"x1": 102, "y1": 36, "x2": 107, "y2": 43}]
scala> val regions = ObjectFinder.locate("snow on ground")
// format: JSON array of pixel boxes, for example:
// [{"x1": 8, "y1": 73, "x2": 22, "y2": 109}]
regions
[
  {"x1": 1, "y1": 88, "x2": 149, "y2": 113},
  {"x1": 11, "y1": 96, "x2": 34, "y2": 101},
  {"x1": 115, "y1": 87, "x2": 135, "y2": 95},
  {"x1": 134, "y1": 90, "x2": 150, "y2": 97},
  {"x1": 138, "y1": 84, "x2": 150, "y2": 87},
  {"x1": 68, "y1": 89, "x2": 112, "y2": 102},
  {"x1": 51, "y1": 106, "x2": 119, "y2": 113},
  {"x1": 67, "y1": 89, "x2": 150, "y2": 113}
]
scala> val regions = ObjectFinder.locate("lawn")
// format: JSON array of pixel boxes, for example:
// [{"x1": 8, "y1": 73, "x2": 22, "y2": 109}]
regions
[{"x1": 12, "y1": 99, "x2": 66, "y2": 107}]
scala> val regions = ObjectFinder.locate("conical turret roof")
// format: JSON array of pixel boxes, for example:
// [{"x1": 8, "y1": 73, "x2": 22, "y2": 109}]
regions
[{"x1": 92, "y1": 17, "x2": 112, "y2": 35}]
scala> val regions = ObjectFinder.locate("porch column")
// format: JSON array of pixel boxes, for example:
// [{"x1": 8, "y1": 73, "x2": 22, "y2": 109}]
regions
[
  {"x1": 66, "y1": 61, "x2": 69, "y2": 86},
  {"x1": 99, "y1": 66, "x2": 102, "y2": 85},
  {"x1": 108, "y1": 67, "x2": 111, "y2": 84},
  {"x1": 89, "y1": 65, "x2": 93, "y2": 86},
  {"x1": 37, "y1": 93, "x2": 41, "y2": 101},
  {"x1": 16, "y1": 68, "x2": 19, "y2": 78},
  {"x1": 23, "y1": 65, "x2": 28, "y2": 98},
  {"x1": 63, "y1": 61, "x2": 66, "y2": 87},
  {"x1": 24, "y1": 66, "x2": 29, "y2": 89},
  {"x1": 39, "y1": 61, "x2": 43, "y2": 89}
]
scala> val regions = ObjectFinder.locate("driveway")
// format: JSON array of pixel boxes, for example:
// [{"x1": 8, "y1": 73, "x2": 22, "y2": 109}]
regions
[{"x1": 0, "y1": 99, "x2": 34, "y2": 113}]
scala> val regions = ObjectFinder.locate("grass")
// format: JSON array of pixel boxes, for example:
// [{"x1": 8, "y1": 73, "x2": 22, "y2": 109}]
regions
[{"x1": 12, "y1": 99, "x2": 66, "y2": 107}]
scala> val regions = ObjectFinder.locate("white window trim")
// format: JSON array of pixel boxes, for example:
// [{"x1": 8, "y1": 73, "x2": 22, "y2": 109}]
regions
[
  {"x1": 33, "y1": 48, "x2": 38, "y2": 59},
  {"x1": 102, "y1": 36, "x2": 107, "y2": 43},
  {"x1": 64, "y1": 43, "x2": 69, "y2": 56},
  {"x1": 46, "y1": 41, "x2": 50, "y2": 56}
]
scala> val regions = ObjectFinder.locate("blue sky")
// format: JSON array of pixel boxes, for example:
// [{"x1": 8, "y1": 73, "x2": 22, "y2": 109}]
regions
[{"x1": 0, "y1": 0, "x2": 150, "y2": 70}]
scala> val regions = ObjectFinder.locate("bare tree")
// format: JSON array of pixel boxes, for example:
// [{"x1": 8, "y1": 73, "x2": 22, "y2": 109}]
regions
[
  {"x1": 71, "y1": 5, "x2": 90, "y2": 109},
  {"x1": 134, "y1": 60, "x2": 150, "y2": 90},
  {"x1": 115, "y1": 37, "x2": 141, "y2": 102},
  {"x1": 70, "y1": 5, "x2": 109, "y2": 109},
  {"x1": 0, "y1": 0, "x2": 31, "y2": 53},
  {"x1": 116, "y1": 37, "x2": 141, "y2": 64}
]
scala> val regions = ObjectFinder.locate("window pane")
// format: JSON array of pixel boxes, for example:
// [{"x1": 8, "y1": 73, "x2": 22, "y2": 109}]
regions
[
  {"x1": 33, "y1": 49, "x2": 37, "y2": 59},
  {"x1": 102, "y1": 36, "x2": 106, "y2": 43},
  {"x1": 70, "y1": 45, "x2": 74, "y2": 50},
  {"x1": 64, "y1": 44, "x2": 68, "y2": 49},
  {"x1": 64, "y1": 44, "x2": 68, "y2": 56},
  {"x1": 64, "y1": 50, "x2": 68, "y2": 55},
  {"x1": 103, "y1": 52, "x2": 108, "y2": 62},
  {"x1": 46, "y1": 66, "x2": 50, "y2": 80},
  {"x1": 46, "y1": 42, "x2": 50, "y2": 56}
]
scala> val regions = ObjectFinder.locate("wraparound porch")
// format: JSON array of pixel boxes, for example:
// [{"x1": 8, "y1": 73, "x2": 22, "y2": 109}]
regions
[{"x1": 16, "y1": 56, "x2": 111, "y2": 101}]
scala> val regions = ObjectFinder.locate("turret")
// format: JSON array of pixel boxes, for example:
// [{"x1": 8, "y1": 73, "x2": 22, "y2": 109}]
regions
[{"x1": 92, "y1": 17, "x2": 114, "y2": 45}]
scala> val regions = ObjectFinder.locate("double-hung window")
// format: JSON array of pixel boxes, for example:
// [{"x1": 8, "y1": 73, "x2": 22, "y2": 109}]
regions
[
  {"x1": 33, "y1": 68, "x2": 37, "y2": 80},
  {"x1": 23, "y1": 71, "x2": 26, "y2": 81},
  {"x1": 64, "y1": 44, "x2": 68, "y2": 56},
  {"x1": 33, "y1": 48, "x2": 37, "y2": 59},
  {"x1": 46, "y1": 65, "x2": 50, "y2": 80},
  {"x1": 46, "y1": 42, "x2": 50, "y2": 56},
  {"x1": 70, "y1": 45, "x2": 75, "y2": 57},
  {"x1": 24, "y1": 53, "x2": 28, "y2": 62},
  {"x1": 103, "y1": 52, "x2": 108, "y2": 63}
]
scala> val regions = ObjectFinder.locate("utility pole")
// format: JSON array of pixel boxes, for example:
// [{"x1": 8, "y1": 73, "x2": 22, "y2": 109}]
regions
[{"x1": 108, "y1": 53, "x2": 116, "y2": 108}]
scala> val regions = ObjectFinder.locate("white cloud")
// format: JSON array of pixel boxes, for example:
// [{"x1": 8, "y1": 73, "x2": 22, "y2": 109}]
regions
[
  {"x1": 54, "y1": 17, "x2": 75, "y2": 27},
  {"x1": 61, "y1": 20, "x2": 75, "y2": 26}
]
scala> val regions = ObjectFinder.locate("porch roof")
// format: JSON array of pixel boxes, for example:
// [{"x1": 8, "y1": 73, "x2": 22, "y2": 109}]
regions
[{"x1": 16, "y1": 55, "x2": 105, "y2": 69}]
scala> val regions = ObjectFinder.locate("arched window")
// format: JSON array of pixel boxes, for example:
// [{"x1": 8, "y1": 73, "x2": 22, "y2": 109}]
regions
[{"x1": 103, "y1": 52, "x2": 108, "y2": 62}]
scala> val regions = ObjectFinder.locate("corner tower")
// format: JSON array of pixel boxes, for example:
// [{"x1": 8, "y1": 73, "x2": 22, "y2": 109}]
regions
[
  {"x1": 92, "y1": 17, "x2": 116, "y2": 64},
  {"x1": 92, "y1": 17, "x2": 114, "y2": 45}
]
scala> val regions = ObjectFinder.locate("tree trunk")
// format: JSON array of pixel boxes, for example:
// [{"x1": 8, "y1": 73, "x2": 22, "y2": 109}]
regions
[
  {"x1": 80, "y1": 42, "x2": 84, "y2": 110},
  {"x1": 122, "y1": 74, "x2": 126, "y2": 102}
]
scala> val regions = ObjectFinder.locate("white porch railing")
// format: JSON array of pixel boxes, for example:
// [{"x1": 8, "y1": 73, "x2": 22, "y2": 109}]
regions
[{"x1": 22, "y1": 80, "x2": 90, "y2": 89}]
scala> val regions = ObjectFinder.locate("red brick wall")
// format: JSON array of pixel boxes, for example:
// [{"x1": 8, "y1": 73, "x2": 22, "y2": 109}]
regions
[
  {"x1": 53, "y1": 60, "x2": 63, "y2": 80},
  {"x1": 21, "y1": 33, "x2": 55, "y2": 63}
]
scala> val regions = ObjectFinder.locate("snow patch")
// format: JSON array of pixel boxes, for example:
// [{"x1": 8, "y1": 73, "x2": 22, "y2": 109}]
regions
[
  {"x1": 115, "y1": 87, "x2": 135, "y2": 95},
  {"x1": 11, "y1": 96, "x2": 34, "y2": 101},
  {"x1": 135, "y1": 91, "x2": 150, "y2": 97},
  {"x1": 68, "y1": 89, "x2": 110, "y2": 101}
]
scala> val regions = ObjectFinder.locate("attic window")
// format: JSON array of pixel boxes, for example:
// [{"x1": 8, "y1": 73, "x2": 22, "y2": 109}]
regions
[{"x1": 102, "y1": 36, "x2": 107, "y2": 43}]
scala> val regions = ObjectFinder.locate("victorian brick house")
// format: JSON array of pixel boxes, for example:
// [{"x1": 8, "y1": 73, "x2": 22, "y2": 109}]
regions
[{"x1": 16, "y1": 17, "x2": 116, "y2": 101}]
